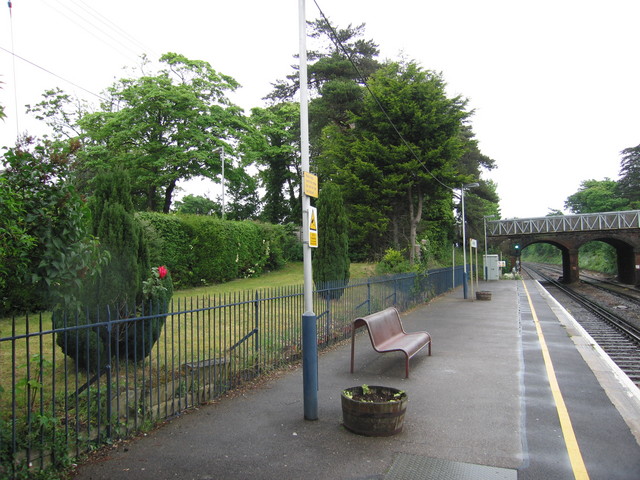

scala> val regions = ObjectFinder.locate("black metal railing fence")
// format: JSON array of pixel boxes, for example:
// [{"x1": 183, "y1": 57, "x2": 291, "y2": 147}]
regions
[{"x1": 0, "y1": 266, "x2": 463, "y2": 476}]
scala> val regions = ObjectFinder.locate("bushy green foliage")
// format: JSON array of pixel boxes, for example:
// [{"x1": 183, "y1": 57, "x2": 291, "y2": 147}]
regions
[
  {"x1": 0, "y1": 177, "x2": 35, "y2": 291},
  {"x1": 579, "y1": 242, "x2": 617, "y2": 274},
  {"x1": 258, "y1": 222, "x2": 303, "y2": 267},
  {"x1": 75, "y1": 53, "x2": 247, "y2": 213},
  {"x1": 317, "y1": 61, "x2": 472, "y2": 261},
  {"x1": 521, "y1": 241, "x2": 617, "y2": 275},
  {"x1": 173, "y1": 194, "x2": 219, "y2": 215},
  {"x1": 137, "y1": 212, "x2": 197, "y2": 287},
  {"x1": 375, "y1": 248, "x2": 413, "y2": 275},
  {"x1": 0, "y1": 137, "x2": 107, "y2": 315},
  {"x1": 181, "y1": 216, "x2": 267, "y2": 283},
  {"x1": 564, "y1": 179, "x2": 629, "y2": 213},
  {"x1": 137, "y1": 213, "x2": 299, "y2": 287}
]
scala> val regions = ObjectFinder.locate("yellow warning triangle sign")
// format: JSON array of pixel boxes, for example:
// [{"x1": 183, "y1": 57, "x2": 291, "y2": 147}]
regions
[{"x1": 309, "y1": 210, "x2": 317, "y2": 231}]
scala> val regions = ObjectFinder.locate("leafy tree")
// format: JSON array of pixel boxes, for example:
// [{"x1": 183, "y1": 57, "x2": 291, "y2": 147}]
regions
[
  {"x1": 268, "y1": 19, "x2": 380, "y2": 105},
  {"x1": 318, "y1": 61, "x2": 472, "y2": 262},
  {"x1": 243, "y1": 103, "x2": 301, "y2": 224},
  {"x1": 454, "y1": 125, "x2": 500, "y2": 244},
  {"x1": 174, "y1": 194, "x2": 218, "y2": 215},
  {"x1": 77, "y1": 53, "x2": 247, "y2": 213},
  {"x1": 564, "y1": 178, "x2": 629, "y2": 213},
  {"x1": 26, "y1": 87, "x2": 89, "y2": 141},
  {"x1": 563, "y1": 177, "x2": 631, "y2": 276},
  {"x1": 224, "y1": 166, "x2": 261, "y2": 220},
  {"x1": 267, "y1": 19, "x2": 498, "y2": 263},
  {"x1": 270, "y1": 18, "x2": 381, "y2": 160},
  {"x1": 618, "y1": 144, "x2": 640, "y2": 208},
  {"x1": 0, "y1": 136, "x2": 107, "y2": 314},
  {"x1": 312, "y1": 182, "x2": 350, "y2": 299},
  {"x1": 0, "y1": 176, "x2": 35, "y2": 292},
  {"x1": 256, "y1": 19, "x2": 381, "y2": 226},
  {"x1": 306, "y1": 19, "x2": 380, "y2": 136}
]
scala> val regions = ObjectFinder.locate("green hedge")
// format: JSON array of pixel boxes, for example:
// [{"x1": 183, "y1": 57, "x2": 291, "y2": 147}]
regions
[{"x1": 136, "y1": 213, "x2": 300, "y2": 288}]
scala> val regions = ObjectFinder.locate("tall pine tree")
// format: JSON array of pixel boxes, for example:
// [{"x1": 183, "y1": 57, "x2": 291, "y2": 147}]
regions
[
  {"x1": 312, "y1": 182, "x2": 350, "y2": 300},
  {"x1": 89, "y1": 170, "x2": 149, "y2": 310}
]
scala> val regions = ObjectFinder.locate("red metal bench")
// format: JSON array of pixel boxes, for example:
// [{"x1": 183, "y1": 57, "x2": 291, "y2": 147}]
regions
[{"x1": 350, "y1": 306, "x2": 432, "y2": 378}]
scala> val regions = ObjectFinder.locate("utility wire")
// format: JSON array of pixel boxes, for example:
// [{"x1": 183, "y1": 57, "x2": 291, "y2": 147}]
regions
[
  {"x1": 3, "y1": 0, "x2": 157, "y2": 108},
  {"x1": 71, "y1": 0, "x2": 158, "y2": 58},
  {"x1": 0, "y1": 46, "x2": 108, "y2": 102},
  {"x1": 311, "y1": 0, "x2": 456, "y2": 193},
  {"x1": 44, "y1": 0, "x2": 143, "y2": 63}
]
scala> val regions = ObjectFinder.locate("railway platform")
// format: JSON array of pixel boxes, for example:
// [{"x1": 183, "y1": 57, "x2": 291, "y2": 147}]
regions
[{"x1": 73, "y1": 279, "x2": 640, "y2": 480}]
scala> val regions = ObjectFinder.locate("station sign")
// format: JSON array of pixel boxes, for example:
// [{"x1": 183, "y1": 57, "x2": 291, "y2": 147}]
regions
[
  {"x1": 470, "y1": 238, "x2": 477, "y2": 248},
  {"x1": 303, "y1": 171, "x2": 318, "y2": 198},
  {"x1": 308, "y1": 206, "x2": 318, "y2": 248}
]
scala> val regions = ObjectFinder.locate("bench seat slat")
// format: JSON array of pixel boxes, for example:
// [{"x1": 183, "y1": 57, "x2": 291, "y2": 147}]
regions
[{"x1": 375, "y1": 332, "x2": 431, "y2": 357}]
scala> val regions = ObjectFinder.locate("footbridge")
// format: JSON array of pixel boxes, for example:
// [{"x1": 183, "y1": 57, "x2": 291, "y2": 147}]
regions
[{"x1": 486, "y1": 210, "x2": 640, "y2": 285}]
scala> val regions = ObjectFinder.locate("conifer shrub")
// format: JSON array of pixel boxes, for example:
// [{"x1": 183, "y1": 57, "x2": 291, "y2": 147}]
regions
[
  {"x1": 54, "y1": 171, "x2": 173, "y2": 371},
  {"x1": 312, "y1": 182, "x2": 350, "y2": 299}
]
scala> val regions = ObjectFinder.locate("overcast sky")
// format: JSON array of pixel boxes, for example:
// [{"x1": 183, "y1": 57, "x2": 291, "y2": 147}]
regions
[{"x1": 1, "y1": 0, "x2": 639, "y2": 219}]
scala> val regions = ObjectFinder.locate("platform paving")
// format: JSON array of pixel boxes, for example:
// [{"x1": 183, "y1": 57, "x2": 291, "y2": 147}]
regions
[{"x1": 73, "y1": 279, "x2": 640, "y2": 479}]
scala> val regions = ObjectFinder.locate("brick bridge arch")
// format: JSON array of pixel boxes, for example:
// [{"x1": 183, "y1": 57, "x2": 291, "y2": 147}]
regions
[{"x1": 487, "y1": 211, "x2": 640, "y2": 285}]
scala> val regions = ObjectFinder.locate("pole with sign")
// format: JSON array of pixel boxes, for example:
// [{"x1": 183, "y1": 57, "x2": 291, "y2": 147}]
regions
[
  {"x1": 299, "y1": 0, "x2": 318, "y2": 421},
  {"x1": 469, "y1": 238, "x2": 477, "y2": 298},
  {"x1": 308, "y1": 206, "x2": 318, "y2": 248}
]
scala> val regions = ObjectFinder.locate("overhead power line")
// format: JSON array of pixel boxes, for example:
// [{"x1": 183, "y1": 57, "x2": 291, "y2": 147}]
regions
[
  {"x1": 70, "y1": 0, "x2": 157, "y2": 57},
  {"x1": 44, "y1": 0, "x2": 146, "y2": 63},
  {"x1": 0, "y1": 45, "x2": 108, "y2": 102}
]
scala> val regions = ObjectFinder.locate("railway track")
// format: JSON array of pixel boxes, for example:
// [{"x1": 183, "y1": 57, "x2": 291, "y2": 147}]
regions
[
  {"x1": 522, "y1": 263, "x2": 640, "y2": 389},
  {"x1": 579, "y1": 272, "x2": 640, "y2": 304}
]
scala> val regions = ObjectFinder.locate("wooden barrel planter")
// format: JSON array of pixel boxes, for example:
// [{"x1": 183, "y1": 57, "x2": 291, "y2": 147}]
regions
[
  {"x1": 476, "y1": 291, "x2": 492, "y2": 301},
  {"x1": 341, "y1": 386, "x2": 408, "y2": 436}
]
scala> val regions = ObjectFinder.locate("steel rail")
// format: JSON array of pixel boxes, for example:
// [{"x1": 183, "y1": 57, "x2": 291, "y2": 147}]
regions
[{"x1": 523, "y1": 264, "x2": 640, "y2": 345}]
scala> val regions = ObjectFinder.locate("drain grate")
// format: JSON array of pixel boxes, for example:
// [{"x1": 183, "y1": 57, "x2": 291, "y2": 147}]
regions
[{"x1": 384, "y1": 454, "x2": 517, "y2": 480}]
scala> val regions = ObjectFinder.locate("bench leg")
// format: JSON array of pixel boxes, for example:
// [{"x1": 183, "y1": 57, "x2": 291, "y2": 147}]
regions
[{"x1": 405, "y1": 356, "x2": 410, "y2": 379}]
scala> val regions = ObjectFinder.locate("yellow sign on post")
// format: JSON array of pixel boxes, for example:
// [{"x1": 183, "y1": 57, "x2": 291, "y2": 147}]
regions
[
  {"x1": 303, "y1": 171, "x2": 318, "y2": 198},
  {"x1": 308, "y1": 206, "x2": 318, "y2": 248}
]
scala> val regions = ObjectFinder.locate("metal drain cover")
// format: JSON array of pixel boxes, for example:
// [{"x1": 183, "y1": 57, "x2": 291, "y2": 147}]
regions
[{"x1": 384, "y1": 454, "x2": 517, "y2": 480}]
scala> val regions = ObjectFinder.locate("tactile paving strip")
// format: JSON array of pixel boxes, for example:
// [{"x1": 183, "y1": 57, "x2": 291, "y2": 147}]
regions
[{"x1": 384, "y1": 453, "x2": 517, "y2": 480}]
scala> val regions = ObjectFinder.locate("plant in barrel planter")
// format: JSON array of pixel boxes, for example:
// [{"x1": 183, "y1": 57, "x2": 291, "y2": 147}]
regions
[
  {"x1": 476, "y1": 290, "x2": 492, "y2": 301},
  {"x1": 341, "y1": 384, "x2": 408, "y2": 436}
]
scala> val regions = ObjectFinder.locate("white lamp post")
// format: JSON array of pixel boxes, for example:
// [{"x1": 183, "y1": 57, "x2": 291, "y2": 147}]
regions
[
  {"x1": 461, "y1": 183, "x2": 479, "y2": 299},
  {"x1": 483, "y1": 215, "x2": 496, "y2": 279}
]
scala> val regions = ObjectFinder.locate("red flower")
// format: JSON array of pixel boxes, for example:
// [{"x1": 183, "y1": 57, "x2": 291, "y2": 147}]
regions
[{"x1": 158, "y1": 265, "x2": 168, "y2": 279}]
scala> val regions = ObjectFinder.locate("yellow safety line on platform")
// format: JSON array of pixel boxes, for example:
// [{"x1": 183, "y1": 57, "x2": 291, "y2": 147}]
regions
[{"x1": 521, "y1": 280, "x2": 590, "y2": 480}]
